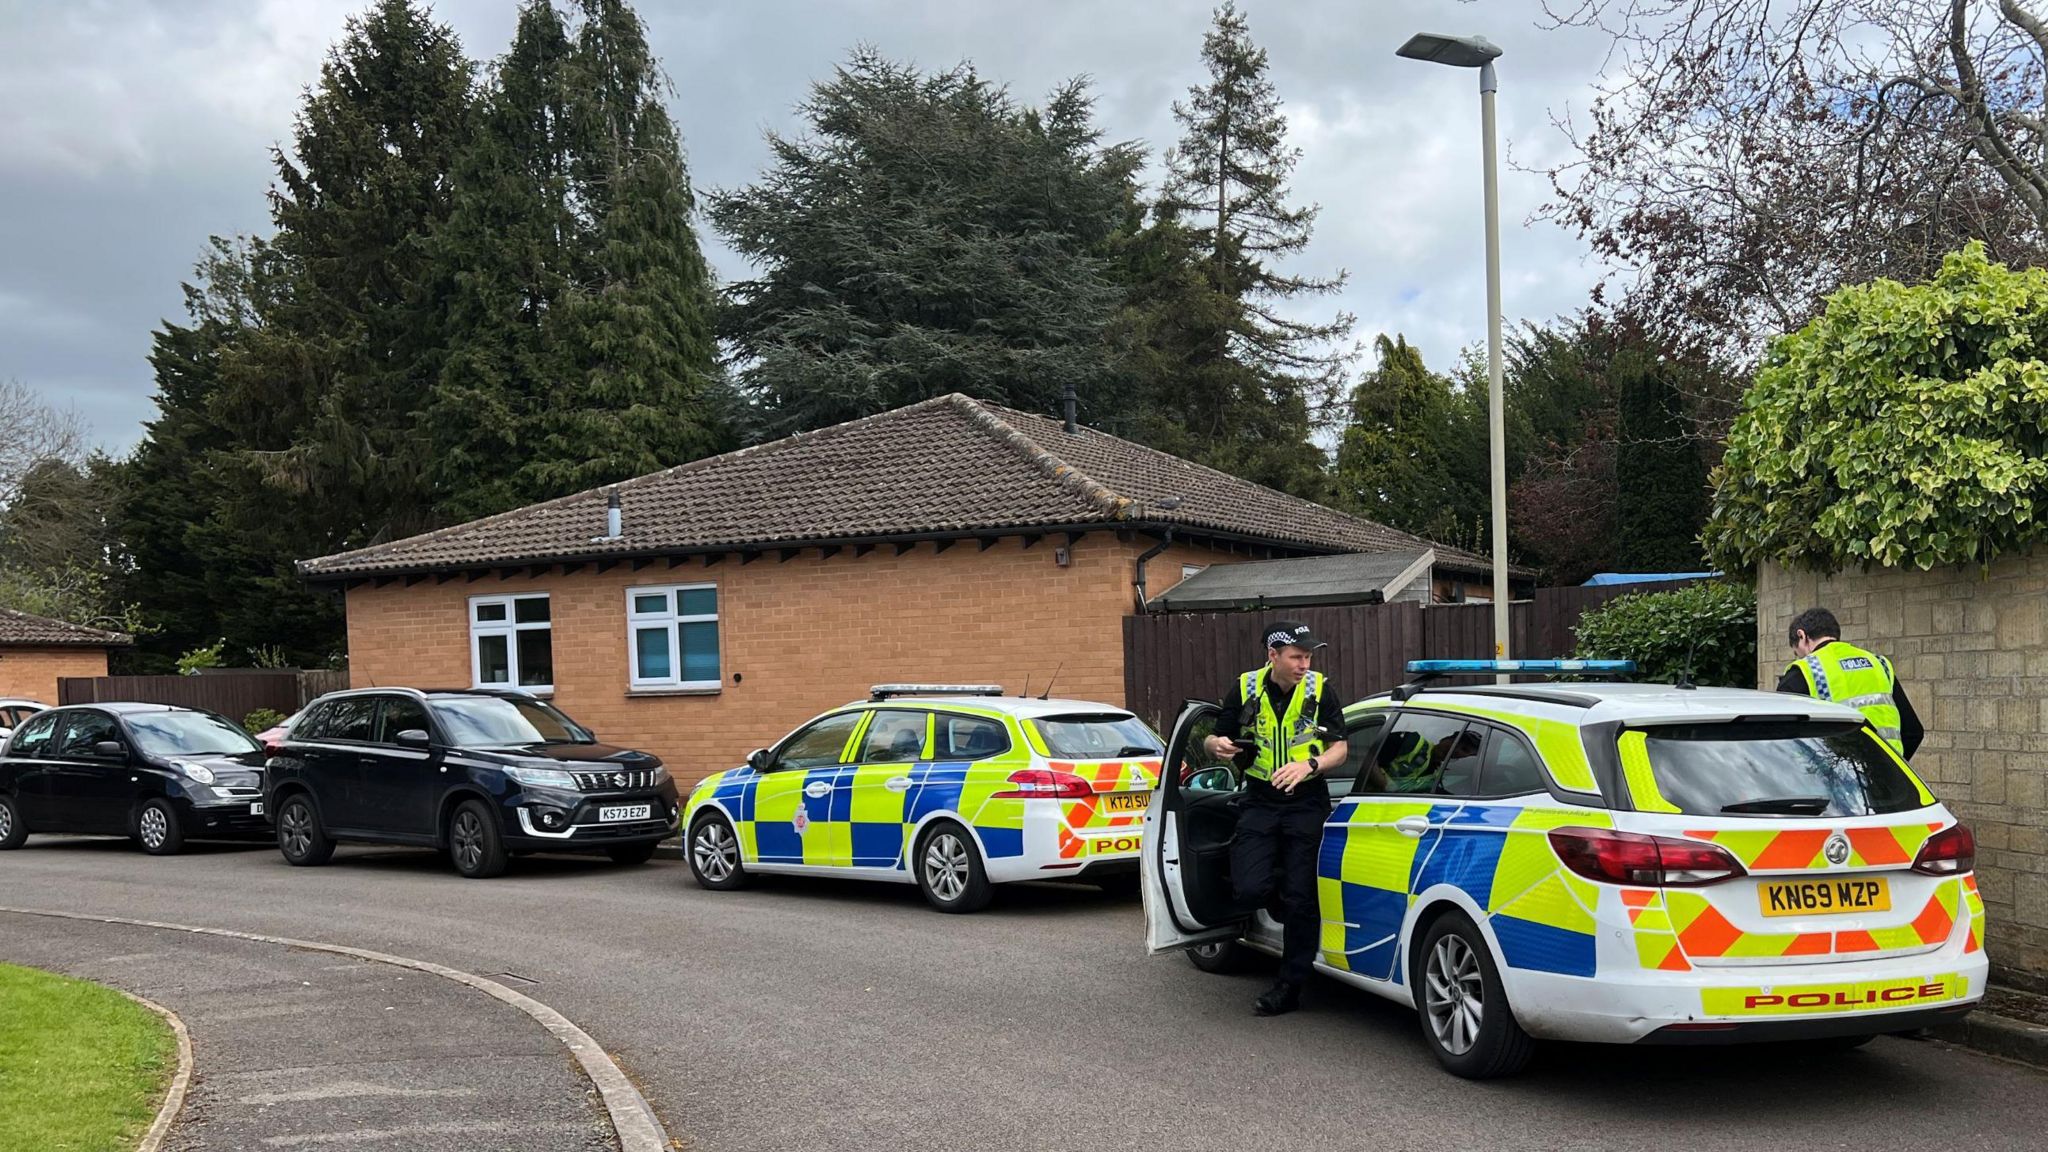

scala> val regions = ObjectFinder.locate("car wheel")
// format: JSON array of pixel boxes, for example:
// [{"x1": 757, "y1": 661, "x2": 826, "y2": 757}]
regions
[
  {"x1": 0, "y1": 794, "x2": 26, "y2": 850},
  {"x1": 1187, "y1": 938, "x2": 1254, "y2": 974},
  {"x1": 687, "y1": 814, "x2": 750, "y2": 890},
  {"x1": 447, "y1": 799, "x2": 508, "y2": 879},
  {"x1": 1416, "y1": 912, "x2": 1536, "y2": 1079},
  {"x1": 136, "y1": 799, "x2": 185, "y2": 856},
  {"x1": 606, "y1": 840, "x2": 659, "y2": 866},
  {"x1": 915, "y1": 821, "x2": 992, "y2": 914},
  {"x1": 276, "y1": 794, "x2": 335, "y2": 866}
]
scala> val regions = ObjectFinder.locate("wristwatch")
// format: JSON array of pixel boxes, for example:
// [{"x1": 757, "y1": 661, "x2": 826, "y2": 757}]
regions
[{"x1": 1307, "y1": 756, "x2": 1321, "y2": 774}]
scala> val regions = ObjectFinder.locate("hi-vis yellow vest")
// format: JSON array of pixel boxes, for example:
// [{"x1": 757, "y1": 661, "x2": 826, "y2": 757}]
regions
[
  {"x1": 1787, "y1": 642, "x2": 1904, "y2": 753},
  {"x1": 1238, "y1": 667, "x2": 1326, "y2": 781}
]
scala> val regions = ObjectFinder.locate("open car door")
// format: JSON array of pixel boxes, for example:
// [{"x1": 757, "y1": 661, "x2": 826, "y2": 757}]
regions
[{"x1": 1142, "y1": 700, "x2": 1251, "y2": 953}]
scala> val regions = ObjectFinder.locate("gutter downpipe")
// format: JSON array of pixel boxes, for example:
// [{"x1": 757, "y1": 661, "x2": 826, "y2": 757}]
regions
[{"x1": 1132, "y1": 526, "x2": 1175, "y2": 613}]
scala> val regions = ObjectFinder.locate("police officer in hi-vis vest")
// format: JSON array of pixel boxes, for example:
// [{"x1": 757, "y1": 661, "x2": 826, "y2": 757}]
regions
[
  {"x1": 1202, "y1": 621, "x2": 1349, "y2": 1016},
  {"x1": 1778, "y1": 607, "x2": 1924, "y2": 759}
]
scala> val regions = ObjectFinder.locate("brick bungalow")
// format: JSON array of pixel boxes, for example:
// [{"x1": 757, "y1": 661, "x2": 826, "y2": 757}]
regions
[
  {"x1": 0, "y1": 608, "x2": 131, "y2": 705},
  {"x1": 300, "y1": 394, "x2": 1494, "y2": 785}
]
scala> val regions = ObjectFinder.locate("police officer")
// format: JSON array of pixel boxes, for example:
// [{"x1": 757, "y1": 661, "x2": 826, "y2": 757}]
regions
[
  {"x1": 1201, "y1": 620, "x2": 1348, "y2": 1016},
  {"x1": 1778, "y1": 607, "x2": 1924, "y2": 758}
]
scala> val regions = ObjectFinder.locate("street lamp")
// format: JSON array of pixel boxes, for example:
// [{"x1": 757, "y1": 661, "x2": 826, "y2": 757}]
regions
[{"x1": 1397, "y1": 32, "x2": 1510, "y2": 675}]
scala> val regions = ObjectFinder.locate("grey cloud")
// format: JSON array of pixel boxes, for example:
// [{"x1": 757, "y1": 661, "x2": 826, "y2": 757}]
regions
[{"x1": 0, "y1": 0, "x2": 1621, "y2": 453}]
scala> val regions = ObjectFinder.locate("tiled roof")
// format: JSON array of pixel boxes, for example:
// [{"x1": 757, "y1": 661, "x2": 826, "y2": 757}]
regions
[
  {"x1": 0, "y1": 607, "x2": 132, "y2": 647},
  {"x1": 300, "y1": 394, "x2": 1499, "y2": 578}
]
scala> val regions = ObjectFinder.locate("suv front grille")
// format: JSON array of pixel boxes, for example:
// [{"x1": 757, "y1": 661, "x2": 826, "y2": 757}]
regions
[{"x1": 572, "y1": 768, "x2": 659, "y2": 792}]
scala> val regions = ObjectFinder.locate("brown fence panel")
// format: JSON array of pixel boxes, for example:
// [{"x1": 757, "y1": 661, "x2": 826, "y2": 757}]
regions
[
  {"x1": 296, "y1": 670, "x2": 351, "y2": 704},
  {"x1": 58, "y1": 672, "x2": 311, "y2": 724}
]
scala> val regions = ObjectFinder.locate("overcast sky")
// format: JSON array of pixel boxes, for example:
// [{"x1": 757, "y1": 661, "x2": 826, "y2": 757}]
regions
[{"x1": 0, "y1": 0, "x2": 1620, "y2": 453}]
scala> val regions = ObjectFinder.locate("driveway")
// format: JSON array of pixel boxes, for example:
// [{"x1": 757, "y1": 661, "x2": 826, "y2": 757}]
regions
[{"x1": 5, "y1": 837, "x2": 2047, "y2": 1152}]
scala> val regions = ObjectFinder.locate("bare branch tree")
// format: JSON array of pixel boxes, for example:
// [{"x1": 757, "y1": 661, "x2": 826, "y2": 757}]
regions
[{"x1": 0, "y1": 378, "x2": 89, "y2": 505}]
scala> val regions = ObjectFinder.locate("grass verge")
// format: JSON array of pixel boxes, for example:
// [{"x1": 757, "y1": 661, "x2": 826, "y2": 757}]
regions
[{"x1": 0, "y1": 961, "x2": 175, "y2": 1151}]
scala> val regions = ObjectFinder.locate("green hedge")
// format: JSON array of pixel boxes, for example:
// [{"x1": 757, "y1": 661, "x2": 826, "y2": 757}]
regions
[{"x1": 1572, "y1": 582, "x2": 1758, "y2": 688}]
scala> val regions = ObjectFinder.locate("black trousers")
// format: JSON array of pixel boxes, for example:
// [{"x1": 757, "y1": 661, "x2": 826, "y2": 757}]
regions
[{"x1": 1230, "y1": 798, "x2": 1324, "y2": 986}]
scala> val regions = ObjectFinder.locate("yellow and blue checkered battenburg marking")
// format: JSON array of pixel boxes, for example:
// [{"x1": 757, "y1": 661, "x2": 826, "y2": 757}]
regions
[{"x1": 1318, "y1": 801, "x2": 1610, "y2": 983}]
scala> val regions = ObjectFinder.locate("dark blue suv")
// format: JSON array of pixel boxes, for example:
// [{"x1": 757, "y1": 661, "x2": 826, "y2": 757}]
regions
[{"x1": 263, "y1": 688, "x2": 678, "y2": 878}]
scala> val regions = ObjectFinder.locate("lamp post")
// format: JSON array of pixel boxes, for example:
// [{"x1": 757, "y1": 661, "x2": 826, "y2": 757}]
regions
[{"x1": 1397, "y1": 31, "x2": 1509, "y2": 676}]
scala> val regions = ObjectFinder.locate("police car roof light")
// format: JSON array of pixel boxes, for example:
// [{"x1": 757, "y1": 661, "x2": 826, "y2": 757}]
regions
[{"x1": 869, "y1": 683, "x2": 1006, "y2": 700}]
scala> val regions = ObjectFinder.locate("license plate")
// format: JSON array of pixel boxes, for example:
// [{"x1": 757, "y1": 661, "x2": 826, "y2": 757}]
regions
[
  {"x1": 598, "y1": 804, "x2": 651, "y2": 823},
  {"x1": 250, "y1": 802, "x2": 265, "y2": 817},
  {"x1": 1758, "y1": 876, "x2": 1891, "y2": 917},
  {"x1": 1101, "y1": 793, "x2": 1148, "y2": 814}
]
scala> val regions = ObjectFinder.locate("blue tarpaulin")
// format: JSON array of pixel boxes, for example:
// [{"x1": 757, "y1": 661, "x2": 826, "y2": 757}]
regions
[{"x1": 1580, "y1": 572, "x2": 1719, "y2": 587}]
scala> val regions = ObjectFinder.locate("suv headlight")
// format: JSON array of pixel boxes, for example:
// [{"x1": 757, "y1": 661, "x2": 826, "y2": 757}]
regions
[
  {"x1": 503, "y1": 765, "x2": 577, "y2": 789},
  {"x1": 170, "y1": 759, "x2": 216, "y2": 785}
]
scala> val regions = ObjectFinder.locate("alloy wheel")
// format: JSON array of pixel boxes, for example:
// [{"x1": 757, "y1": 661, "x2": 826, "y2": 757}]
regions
[
  {"x1": 0, "y1": 804, "x2": 12, "y2": 841},
  {"x1": 452, "y1": 810, "x2": 484, "y2": 873},
  {"x1": 922, "y1": 832, "x2": 970, "y2": 903},
  {"x1": 693, "y1": 821, "x2": 736, "y2": 881},
  {"x1": 139, "y1": 806, "x2": 168, "y2": 850},
  {"x1": 1424, "y1": 932, "x2": 1485, "y2": 1056},
  {"x1": 281, "y1": 803, "x2": 312, "y2": 859}
]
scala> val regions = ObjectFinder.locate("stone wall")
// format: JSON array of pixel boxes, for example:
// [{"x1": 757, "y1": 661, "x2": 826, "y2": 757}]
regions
[{"x1": 1759, "y1": 555, "x2": 2048, "y2": 987}]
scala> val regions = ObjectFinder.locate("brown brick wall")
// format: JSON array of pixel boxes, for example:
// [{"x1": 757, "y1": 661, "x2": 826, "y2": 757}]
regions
[
  {"x1": 345, "y1": 535, "x2": 1242, "y2": 790},
  {"x1": 1759, "y1": 557, "x2": 2048, "y2": 987},
  {"x1": 0, "y1": 646, "x2": 109, "y2": 705}
]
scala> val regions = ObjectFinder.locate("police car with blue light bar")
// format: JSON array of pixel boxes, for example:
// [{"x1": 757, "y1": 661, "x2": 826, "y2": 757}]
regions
[{"x1": 1142, "y1": 660, "x2": 1985, "y2": 1078}]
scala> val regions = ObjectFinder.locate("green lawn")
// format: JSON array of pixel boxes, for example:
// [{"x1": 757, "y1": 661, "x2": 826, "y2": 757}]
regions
[{"x1": 0, "y1": 962, "x2": 176, "y2": 1152}]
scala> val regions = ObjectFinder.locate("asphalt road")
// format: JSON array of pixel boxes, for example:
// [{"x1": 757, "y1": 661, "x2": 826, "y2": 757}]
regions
[{"x1": 5, "y1": 836, "x2": 2047, "y2": 1152}]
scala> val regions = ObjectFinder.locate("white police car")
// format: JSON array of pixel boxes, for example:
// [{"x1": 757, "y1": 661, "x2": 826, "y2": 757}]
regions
[{"x1": 1143, "y1": 660, "x2": 1986, "y2": 1077}]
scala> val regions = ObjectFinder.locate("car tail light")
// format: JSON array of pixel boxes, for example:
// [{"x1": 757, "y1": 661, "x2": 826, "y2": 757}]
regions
[
  {"x1": 1548, "y1": 827, "x2": 1746, "y2": 888},
  {"x1": 1911, "y1": 823, "x2": 1975, "y2": 876},
  {"x1": 993, "y1": 769, "x2": 1094, "y2": 799}
]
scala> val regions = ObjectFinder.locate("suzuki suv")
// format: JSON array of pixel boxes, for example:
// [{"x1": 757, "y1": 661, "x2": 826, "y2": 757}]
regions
[{"x1": 265, "y1": 688, "x2": 678, "y2": 878}]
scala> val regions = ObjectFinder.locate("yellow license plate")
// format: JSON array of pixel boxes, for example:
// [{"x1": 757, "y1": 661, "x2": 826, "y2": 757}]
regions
[
  {"x1": 1100, "y1": 793, "x2": 1149, "y2": 814},
  {"x1": 1758, "y1": 876, "x2": 1891, "y2": 917}
]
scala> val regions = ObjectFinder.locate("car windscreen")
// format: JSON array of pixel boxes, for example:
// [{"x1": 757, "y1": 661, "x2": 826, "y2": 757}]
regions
[
  {"x1": 1031, "y1": 714, "x2": 1163, "y2": 760},
  {"x1": 1635, "y1": 721, "x2": 1927, "y2": 818},
  {"x1": 125, "y1": 712, "x2": 259, "y2": 758},
  {"x1": 428, "y1": 697, "x2": 593, "y2": 747}
]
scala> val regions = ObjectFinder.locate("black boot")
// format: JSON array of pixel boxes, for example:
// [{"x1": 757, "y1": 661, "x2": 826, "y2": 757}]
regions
[{"x1": 1253, "y1": 980, "x2": 1302, "y2": 1016}]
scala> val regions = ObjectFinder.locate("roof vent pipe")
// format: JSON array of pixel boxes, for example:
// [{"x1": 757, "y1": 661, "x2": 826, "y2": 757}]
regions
[
  {"x1": 605, "y1": 487, "x2": 622, "y2": 539},
  {"x1": 1062, "y1": 382, "x2": 1078, "y2": 434}
]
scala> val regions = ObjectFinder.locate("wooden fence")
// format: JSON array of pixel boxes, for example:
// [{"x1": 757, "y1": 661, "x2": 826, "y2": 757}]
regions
[
  {"x1": 57, "y1": 669, "x2": 352, "y2": 724},
  {"x1": 1121, "y1": 579, "x2": 1701, "y2": 732}
]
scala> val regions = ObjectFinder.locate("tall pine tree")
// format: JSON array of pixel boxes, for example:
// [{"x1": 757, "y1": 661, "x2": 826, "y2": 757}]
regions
[{"x1": 1613, "y1": 349, "x2": 1709, "y2": 571}]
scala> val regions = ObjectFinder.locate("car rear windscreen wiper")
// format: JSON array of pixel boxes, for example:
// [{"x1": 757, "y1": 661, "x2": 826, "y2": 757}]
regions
[
  {"x1": 1115, "y1": 745, "x2": 1162, "y2": 758},
  {"x1": 1720, "y1": 796, "x2": 1831, "y2": 815}
]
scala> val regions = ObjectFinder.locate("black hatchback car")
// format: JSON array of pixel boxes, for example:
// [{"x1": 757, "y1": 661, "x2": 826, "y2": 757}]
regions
[
  {"x1": 264, "y1": 688, "x2": 679, "y2": 878},
  {"x1": 0, "y1": 703, "x2": 269, "y2": 854}
]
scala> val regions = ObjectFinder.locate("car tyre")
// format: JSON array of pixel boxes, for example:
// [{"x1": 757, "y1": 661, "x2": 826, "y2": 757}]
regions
[
  {"x1": 914, "y1": 821, "x2": 993, "y2": 914},
  {"x1": 135, "y1": 799, "x2": 185, "y2": 856},
  {"x1": 1187, "y1": 938, "x2": 1255, "y2": 974},
  {"x1": 276, "y1": 794, "x2": 335, "y2": 866},
  {"x1": 686, "y1": 813, "x2": 750, "y2": 890},
  {"x1": 448, "y1": 799, "x2": 509, "y2": 879},
  {"x1": 0, "y1": 793, "x2": 27, "y2": 850},
  {"x1": 606, "y1": 840, "x2": 659, "y2": 866},
  {"x1": 1415, "y1": 912, "x2": 1535, "y2": 1080}
]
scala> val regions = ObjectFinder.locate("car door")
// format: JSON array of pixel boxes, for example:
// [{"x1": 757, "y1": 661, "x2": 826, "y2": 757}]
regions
[
  {"x1": 842, "y1": 709, "x2": 930, "y2": 869},
  {"x1": 305, "y1": 696, "x2": 379, "y2": 829},
  {"x1": 1141, "y1": 701, "x2": 1247, "y2": 953},
  {"x1": 4, "y1": 710, "x2": 65, "y2": 828},
  {"x1": 750, "y1": 711, "x2": 864, "y2": 867},
  {"x1": 354, "y1": 694, "x2": 440, "y2": 839},
  {"x1": 49, "y1": 710, "x2": 129, "y2": 833}
]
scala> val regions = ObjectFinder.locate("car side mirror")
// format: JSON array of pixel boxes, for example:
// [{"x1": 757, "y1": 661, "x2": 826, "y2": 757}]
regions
[
  {"x1": 93, "y1": 740, "x2": 125, "y2": 758},
  {"x1": 395, "y1": 729, "x2": 432, "y2": 749},
  {"x1": 746, "y1": 748, "x2": 772, "y2": 772}
]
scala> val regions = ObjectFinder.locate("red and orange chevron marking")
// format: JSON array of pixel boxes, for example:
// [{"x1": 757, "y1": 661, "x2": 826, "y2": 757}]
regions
[
  {"x1": 1680, "y1": 823, "x2": 1945, "y2": 871},
  {"x1": 1050, "y1": 760, "x2": 1157, "y2": 860}
]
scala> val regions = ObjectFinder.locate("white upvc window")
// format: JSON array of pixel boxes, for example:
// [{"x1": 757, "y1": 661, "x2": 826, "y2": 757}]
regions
[
  {"x1": 470, "y1": 593, "x2": 554, "y2": 693},
  {"x1": 626, "y1": 583, "x2": 720, "y2": 690}
]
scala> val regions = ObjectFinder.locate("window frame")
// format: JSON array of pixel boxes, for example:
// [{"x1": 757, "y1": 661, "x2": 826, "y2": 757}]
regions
[
  {"x1": 857, "y1": 709, "x2": 933, "y2": 763},
  {"x1": 9, "y1": 709, "x2": 61, "y2": 756},
  {"x1": 1474, "y1": 725, "x2": 1548, "y2": 799},
  {"x1": 624, "y1": 583, "x2": 721, "y2": 692},
  {"x1": 933, "y1": 712, "x2": 1013, "y2": 762},
  {"x1": 53, "y1": 710, "x2": 122, "y2": 760},
  {"x1": 469, "y1": 593, "x2": 553, "y2": 694},
  {"x1": 770, "y1": 712, "x2": 865, "y2": 772}
]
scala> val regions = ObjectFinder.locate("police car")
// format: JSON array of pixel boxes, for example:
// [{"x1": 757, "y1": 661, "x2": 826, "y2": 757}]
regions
[
  {"x1": 1142, "y1": 660, "x2": 1986, "y2": 1078},
  {"x1": 684, "y1": 686, "x2": 1162, "y2": 912}
]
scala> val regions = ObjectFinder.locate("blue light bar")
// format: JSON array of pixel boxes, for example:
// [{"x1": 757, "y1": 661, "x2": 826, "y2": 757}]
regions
[{"x1": 1404, "y1": 659, "x2": 1637, "y2": 674}]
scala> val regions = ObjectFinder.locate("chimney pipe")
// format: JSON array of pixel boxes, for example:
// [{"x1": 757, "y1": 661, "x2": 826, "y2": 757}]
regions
[
  {"x1": 605, "y1": 487, "x2": 622, "y2": 539},
  {"x1": 1062, "y1": 382, "x2": 1078, "y2": 434}
]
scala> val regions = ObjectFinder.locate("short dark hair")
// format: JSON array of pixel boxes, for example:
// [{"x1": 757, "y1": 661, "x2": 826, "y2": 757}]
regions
[{"x1": 1787, "y1": 607, "x2": 1841, "y2": 647}]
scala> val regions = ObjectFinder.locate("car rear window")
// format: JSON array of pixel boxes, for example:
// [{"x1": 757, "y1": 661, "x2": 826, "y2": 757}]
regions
[
  {"x1": 1632, "y1": 722, "x2": 1928, "y2": 818},
  {"x1": 1031, "y1": 714, "x2": 1162, "y2": 760}
]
